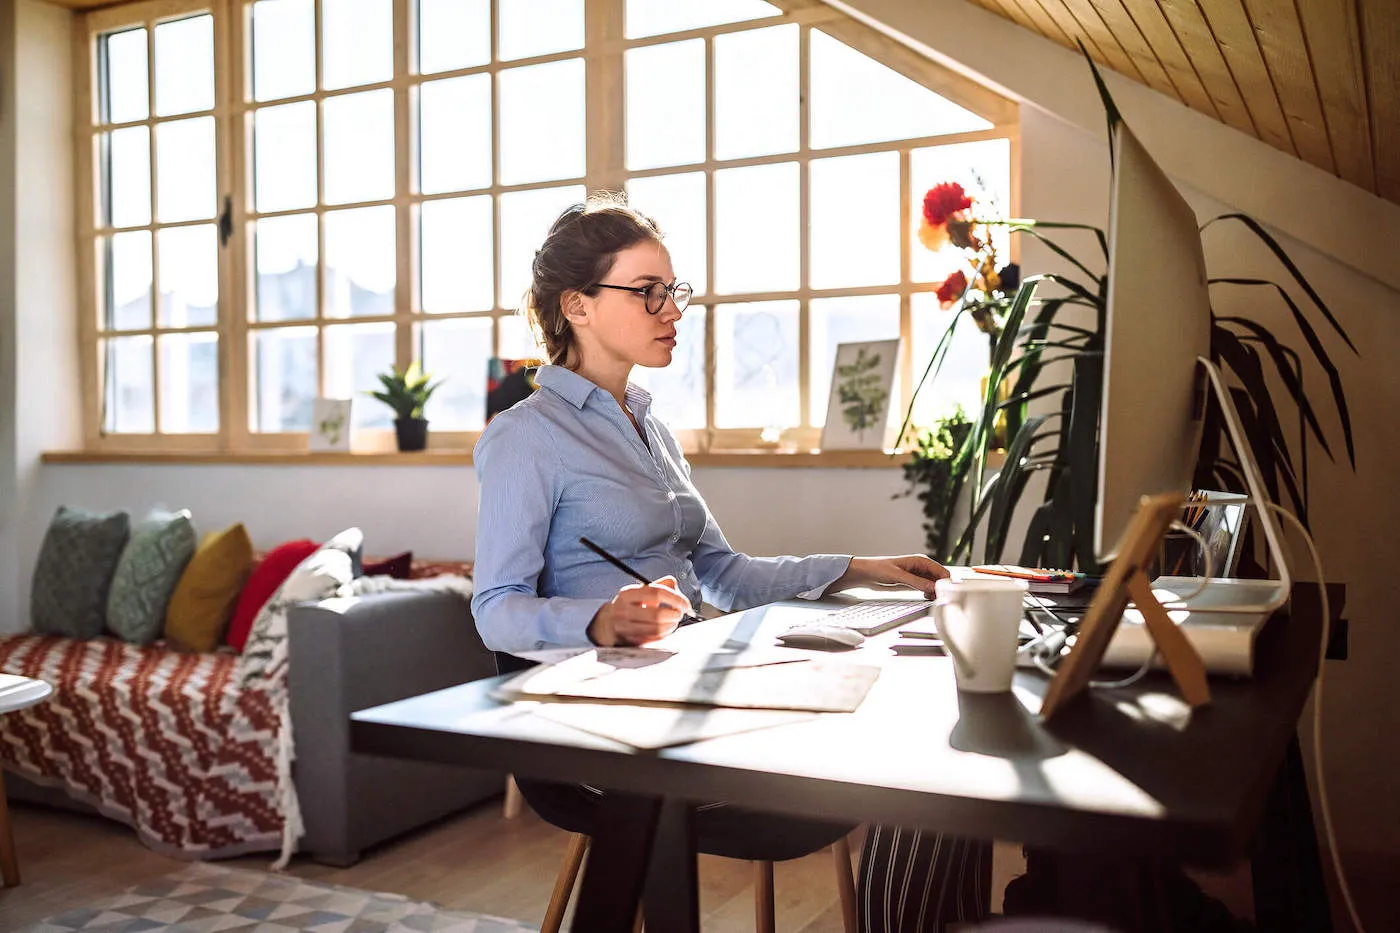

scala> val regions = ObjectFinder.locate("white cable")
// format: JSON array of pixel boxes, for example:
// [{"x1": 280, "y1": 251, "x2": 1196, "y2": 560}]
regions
[
  {"x1": 1266, "y1": 502, "x2": 1365, "y2": 933},
  {"x1": 1158, "y1": 518, "x2": 1214, "y2": 603}
]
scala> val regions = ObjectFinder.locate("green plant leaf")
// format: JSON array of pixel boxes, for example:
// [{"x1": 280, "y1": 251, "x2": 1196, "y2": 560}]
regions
[
  {"x1": 1202, "y1": 213, "x2": 1356, "y2": 354},
  {"x1": 1210, "y1": 277, "x2": 1355, "y2": 466}
]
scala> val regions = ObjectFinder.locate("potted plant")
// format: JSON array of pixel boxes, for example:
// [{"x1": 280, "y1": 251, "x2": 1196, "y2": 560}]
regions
[
  {"x1": 895, "y1": 406, "x2": 973, "y2": 561},
  {"x1": 368, "y1": 362, "x2": 442, "y2": 452},
  {"x1": 899, "y1": 54, "x2": 1356, "y2": 572}
]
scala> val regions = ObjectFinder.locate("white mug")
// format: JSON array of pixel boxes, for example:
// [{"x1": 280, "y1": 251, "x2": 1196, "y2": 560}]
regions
[{"x1": 931, "y1": 577, "x2": 1028, "y2": 693}]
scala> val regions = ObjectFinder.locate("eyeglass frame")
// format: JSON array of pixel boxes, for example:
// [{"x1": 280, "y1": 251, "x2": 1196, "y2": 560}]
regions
[{"x1": 591, "y1": 281, "x2": 693, "y2": 315}]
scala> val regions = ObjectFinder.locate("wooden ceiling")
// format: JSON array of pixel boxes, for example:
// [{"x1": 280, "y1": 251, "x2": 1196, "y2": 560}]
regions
[{"x1": 967, "y1": 0, "x2": 1397, "y2": 206}]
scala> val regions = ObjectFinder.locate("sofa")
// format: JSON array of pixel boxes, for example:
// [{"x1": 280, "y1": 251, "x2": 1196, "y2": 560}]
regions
[{"x1": 1, "y1": 585, "x2": 504, "y2": 866}]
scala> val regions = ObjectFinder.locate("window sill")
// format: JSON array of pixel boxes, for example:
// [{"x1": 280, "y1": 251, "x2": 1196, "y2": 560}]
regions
[{"x1": 41, "y1": 448, "x2": 915, "y2": 468}]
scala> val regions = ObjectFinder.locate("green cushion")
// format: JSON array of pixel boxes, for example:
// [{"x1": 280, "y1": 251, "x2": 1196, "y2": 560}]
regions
[
  {"x1": 107, "y1": 510, "x2": 198, "y2": 644},
  {"x1": 31, "y1": 506, "x2": 131, "y2": 639}
]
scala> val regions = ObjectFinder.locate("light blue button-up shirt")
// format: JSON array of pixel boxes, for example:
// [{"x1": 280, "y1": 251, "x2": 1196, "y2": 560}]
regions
[{"x1": 471, "y1": 365, "x2": 852, "y2": 654}]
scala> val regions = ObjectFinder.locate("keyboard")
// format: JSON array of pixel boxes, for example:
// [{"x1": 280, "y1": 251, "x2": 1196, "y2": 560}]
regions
[{"x1": 815, "y1": 599, "x2": 934, "y2": 636}]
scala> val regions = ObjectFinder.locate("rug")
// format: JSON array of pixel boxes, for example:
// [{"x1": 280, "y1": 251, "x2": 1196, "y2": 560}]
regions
[{"x1": 18, "y1": 863, "x2": 539, "y2": 933}]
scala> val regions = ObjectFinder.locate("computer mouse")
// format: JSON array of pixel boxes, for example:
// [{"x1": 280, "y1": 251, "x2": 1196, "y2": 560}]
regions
[{"x1": 775, "y1": 624, "x2": 866, "y2": 651}]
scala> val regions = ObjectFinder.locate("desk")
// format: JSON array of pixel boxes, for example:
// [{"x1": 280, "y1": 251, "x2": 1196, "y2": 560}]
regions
[{"x1": 352, "y1": 585, "x2": 1335, "y2": 932}]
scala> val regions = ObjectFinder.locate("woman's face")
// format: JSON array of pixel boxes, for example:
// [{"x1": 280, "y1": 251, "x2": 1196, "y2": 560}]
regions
[{"x1": 578, "y1": 239, "x2": 684, "y2": 370}]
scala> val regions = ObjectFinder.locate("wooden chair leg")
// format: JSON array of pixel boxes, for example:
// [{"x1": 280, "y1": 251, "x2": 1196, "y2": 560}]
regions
[
  {"x1": 834, "y1": 834, "x2": 858, "y2": 933},
  {"x1": 541, "y1": 833, "x2": 589, "y2": 933},
  {"x1": 0, "y1": 769, "x2": 18, "y2": 887},
  {"x1": 755, "y1": 860, "x2": 776, "y2": 933},
  {"x1": 503, "y1": 774, "x2": 524, "y2": 819}
]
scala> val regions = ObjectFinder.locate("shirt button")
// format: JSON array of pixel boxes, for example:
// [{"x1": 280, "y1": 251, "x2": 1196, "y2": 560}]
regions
[
  {"x1": 666, "y1": 490, "x2": 677, "y2": 501},
  {"x1": 670, "y1": 534, "x2": 680, "y2": 543}
]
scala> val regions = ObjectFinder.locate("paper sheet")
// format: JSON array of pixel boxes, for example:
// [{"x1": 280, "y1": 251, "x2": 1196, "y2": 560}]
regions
[
  {"x1": 528, "y1": 701, "x2": 817, "y2": 749},
  {"x1": 494, "y1": 649, "x2": 880, "y2": 713}
]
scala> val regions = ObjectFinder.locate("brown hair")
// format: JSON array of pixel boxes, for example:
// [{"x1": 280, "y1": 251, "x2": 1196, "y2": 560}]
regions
[{"x1": 522, "y1": 192, "x2": 663, "y2": 367}]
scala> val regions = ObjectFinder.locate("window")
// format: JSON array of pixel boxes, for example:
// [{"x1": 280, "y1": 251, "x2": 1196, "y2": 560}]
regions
[{"x1": 76, "y1": 0, "x2": 1016, "y2": 454}]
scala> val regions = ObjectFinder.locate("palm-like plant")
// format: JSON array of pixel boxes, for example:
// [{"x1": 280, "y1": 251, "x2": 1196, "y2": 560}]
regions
[
  {"x1": 901, "y1": 57, "x2": 1356, "y2": 574},
  {"x1": 369, "y1": 362, "x2": 442, "y2": 422}
]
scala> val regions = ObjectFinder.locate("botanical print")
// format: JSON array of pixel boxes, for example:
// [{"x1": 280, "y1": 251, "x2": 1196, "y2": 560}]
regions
[{"x1": 822, "y1": 338, "x2": 900, "y2": 450}]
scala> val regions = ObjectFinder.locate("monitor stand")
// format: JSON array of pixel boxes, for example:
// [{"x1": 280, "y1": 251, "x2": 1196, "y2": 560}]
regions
[{"x1": 1168, "y1": 358, "x2": 1293, "y2": 615}]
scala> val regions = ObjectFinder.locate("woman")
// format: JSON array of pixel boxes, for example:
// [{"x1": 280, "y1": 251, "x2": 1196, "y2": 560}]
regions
[{"x1": 472, "y1": 193, "x2": 989, "y2": 928}]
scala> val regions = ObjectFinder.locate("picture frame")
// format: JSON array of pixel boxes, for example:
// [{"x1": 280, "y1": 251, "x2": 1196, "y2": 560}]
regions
[
  {"x1": 486, "y1": 357, "x2": 542, "y2": 424},
  {"x1": 1039, "y1": 491, "x2": 1210, "y2": 721},
  {"x1": 309, "y1": 398, "x2": 353, "y2": 452},
  {"x1": 820, "y1": 339, "x2": 900, "y2": 451}
]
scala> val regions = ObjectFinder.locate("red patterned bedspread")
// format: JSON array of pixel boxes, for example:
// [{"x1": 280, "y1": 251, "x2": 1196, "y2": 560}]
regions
[{"x1": 0, "y1": 635, "x2": 282, "y2": 859}]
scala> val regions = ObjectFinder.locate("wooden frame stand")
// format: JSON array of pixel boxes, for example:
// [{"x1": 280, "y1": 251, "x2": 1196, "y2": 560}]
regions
[{"x1": 1040, "y1": 492, "x2": 1211, "y2": 720}]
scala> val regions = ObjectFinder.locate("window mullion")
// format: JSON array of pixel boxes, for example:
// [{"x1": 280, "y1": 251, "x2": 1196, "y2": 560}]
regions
[
  {"x1": 898, "y1": 148, "x2": 912, "y2": 437},
  {"x1": 146, "y1": 18, "x2": 163, "y2": 434},
  {"x1": 703, "y1": 31, "x2": 717, "y2": 450},
  {"x1": 221, "y1": 0, "x2": 248, "y2": 451},
  {"x1": 797, "y1": 24, "x2": 811, "y2": 430},
  {"x1": 393, "y1": 0, "x2": 412, "y2": 372},
  {"x1": 584, "y1": 0, "x2": 625, "y2": 194}
]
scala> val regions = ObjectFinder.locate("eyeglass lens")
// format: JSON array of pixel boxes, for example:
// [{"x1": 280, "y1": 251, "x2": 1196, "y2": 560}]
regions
[{"x1": 645, "y1": 281, "x2": 692, "y2": 314}]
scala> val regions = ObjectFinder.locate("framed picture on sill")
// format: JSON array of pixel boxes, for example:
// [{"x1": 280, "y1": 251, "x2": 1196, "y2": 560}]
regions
[
  {"x1": 820, "y1": 338, "x2": 900, "y2": 451},
  {"x1": 309, "y1": 398, "x2": 353, "y2": 452}
]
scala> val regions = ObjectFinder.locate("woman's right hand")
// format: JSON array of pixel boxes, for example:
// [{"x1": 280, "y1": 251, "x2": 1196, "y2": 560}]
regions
[{"x1": 587, "y1": 576, "x2": 692, "y2": 647}]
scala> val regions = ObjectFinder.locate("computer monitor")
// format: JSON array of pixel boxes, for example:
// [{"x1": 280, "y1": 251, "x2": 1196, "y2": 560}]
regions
[
  {"x1": 1096, "y1": 121, "x2": 1290, "y2": 611},
  {"x1": 1095, "y1": 121, "x2": 1210, "y2": 562}
]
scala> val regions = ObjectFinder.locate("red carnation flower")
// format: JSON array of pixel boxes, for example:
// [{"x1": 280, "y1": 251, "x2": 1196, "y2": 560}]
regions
[
  {"x1": 935, "y1": 270, "x2": 967, "y2": 309},
  {"x1": 922, "y1": 183, "x2": 973, "y2": 228}
]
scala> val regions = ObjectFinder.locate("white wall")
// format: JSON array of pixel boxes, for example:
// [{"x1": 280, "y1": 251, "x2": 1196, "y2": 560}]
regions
[
  {"x1": 0, "y1": 0, "x2": 79, "y2": 624},
  {"x1": 5, "y1": 0, "x2": 1400, "y2": 900},
  {"x1": 25, "y1": 460, "x2": 925, "y2": 576}
]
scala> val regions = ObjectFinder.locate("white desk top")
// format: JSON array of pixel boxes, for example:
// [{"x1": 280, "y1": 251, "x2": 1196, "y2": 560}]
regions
[{"x1": 0, "y1": 674, "x2": 54, "y2": 714}]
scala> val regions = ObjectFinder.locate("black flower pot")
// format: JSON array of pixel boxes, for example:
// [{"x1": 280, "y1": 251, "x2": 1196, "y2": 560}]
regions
[{"x1": 394, "y1": 417, "x2": 429, "y2": 452}]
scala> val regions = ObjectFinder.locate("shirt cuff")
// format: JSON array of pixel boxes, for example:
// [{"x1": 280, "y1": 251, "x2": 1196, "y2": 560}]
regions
[
  {"x1": 795, "y1": 555, "x2": 854, "y2": 601},
  {"x1": 541, "y1": 596, "x2": 612, "y2": 650}
]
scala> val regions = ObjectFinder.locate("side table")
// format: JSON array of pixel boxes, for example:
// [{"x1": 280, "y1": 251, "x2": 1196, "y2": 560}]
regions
[{"x1": 0, "y1": 674, "x2": 54, "y2": 887}]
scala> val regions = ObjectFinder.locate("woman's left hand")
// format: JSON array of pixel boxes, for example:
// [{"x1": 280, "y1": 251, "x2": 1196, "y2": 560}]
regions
[{"x1": 831, "y1": 555, "x2": 950, "y2": 599}]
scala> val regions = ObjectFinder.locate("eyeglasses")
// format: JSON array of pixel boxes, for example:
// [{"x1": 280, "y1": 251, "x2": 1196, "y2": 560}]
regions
[{"x1": 593, "y1": 281, "x2": 693, "y2": 315}]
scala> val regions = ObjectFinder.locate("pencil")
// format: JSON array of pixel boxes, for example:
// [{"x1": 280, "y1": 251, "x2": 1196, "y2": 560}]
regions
[{"x1": 579, "y1": 536, "x2": 705, "y2": 625}]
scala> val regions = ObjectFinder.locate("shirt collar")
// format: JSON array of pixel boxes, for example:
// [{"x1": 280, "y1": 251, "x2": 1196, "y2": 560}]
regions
[{"x1": 536, "y1": 364, "x2": 653, "y2": 419}]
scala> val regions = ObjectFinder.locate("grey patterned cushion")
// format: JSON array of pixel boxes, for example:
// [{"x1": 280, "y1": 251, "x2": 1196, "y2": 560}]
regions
[
  {"x1": 31, "y1": 506, "x2": 131, "y2": 639},
  {"x1": 107, "y1": 509, "x2": 198, "y2": 644}
]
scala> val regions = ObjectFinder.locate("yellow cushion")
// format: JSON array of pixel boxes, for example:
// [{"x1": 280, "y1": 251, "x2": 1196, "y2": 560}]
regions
[{"x1": 163, "y1": 523, "x2": 255, "y2": 652}]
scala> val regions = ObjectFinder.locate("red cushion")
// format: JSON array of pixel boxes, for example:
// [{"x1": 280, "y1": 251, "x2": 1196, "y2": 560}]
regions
[
  {"x1": 363, "y1": 550, "x2": 413, "y2": 579},
  {"x1": 225, "y1": 539, "x2": 320, "y2": 652}
]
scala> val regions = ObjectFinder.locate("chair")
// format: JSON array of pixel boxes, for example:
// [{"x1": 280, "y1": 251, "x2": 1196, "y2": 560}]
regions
[
  {"x1": 492, "y1": 651, "x2": 858, "y2": 933},
  {"x1": 540, "y1": 830, "x2": 858, "y2": 933}
]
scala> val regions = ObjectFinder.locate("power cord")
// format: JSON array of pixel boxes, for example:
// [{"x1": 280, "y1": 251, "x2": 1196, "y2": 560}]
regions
[{"x1": 1266, "y1": 502, "x2": 1366, "y2": 933}]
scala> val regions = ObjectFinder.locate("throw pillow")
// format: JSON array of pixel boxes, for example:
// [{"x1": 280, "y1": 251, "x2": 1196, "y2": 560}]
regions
[
  {"x1": 106, "y1": 509, "x2": 198, "y2": 644},
  {"x1": 31, "y1": 506, "x2": 131, "y2": 639},
  {"x1": 226, "y1": 539, "x2": 320, "y2": 652},
  {"x1": 235, "y1": 527, "x2": 364, "y2": 689},
  {"x1": 362, "y1": 550, "x2": 413, "y2": 579},
  {"x1": 164, "y1": 522, "x2": 255, "y2": 652}
]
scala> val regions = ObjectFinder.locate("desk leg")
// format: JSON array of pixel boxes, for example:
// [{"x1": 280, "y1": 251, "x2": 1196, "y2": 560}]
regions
[
  {"x1": 573, "y1": 792, "x2": 662, "y2": 933},
  {"x1": 1250, "y1": 734, "x2": 1333, "y2": 932},
  {"x1": 643, "y1": 798, "x2": 699, "y2": 933},
  {"x1": 0, "y1": 769, "x2": 18, "y2": 887}
]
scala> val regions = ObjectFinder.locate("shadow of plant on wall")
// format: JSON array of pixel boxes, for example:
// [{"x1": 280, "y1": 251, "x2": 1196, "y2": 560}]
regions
[{"x1": 897, "y1": 53, "x2": 1356, "y2": 574}]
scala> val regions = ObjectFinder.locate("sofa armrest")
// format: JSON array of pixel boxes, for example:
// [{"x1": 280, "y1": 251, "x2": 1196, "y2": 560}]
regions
[{"x1": 287, "y1": 587, "x2": 500, "y2": 860}]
